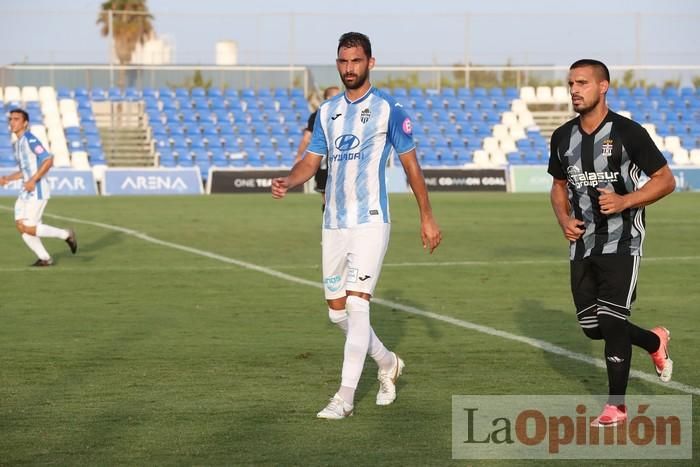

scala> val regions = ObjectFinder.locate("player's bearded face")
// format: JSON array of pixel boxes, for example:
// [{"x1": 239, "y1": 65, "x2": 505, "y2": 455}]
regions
[
  {"x1": 341, "y1": 65, "x2": 369, "y2": 90},
  {"x1": 337, "y1": 46, "x2": 372, "y2": 90},
  {"x1": 568, "y1": 67, "x2": 606, "y2": 115}
]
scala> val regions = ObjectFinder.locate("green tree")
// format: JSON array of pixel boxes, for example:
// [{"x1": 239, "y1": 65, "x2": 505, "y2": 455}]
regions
[{"x1": 97, "y1": 0, "x2": 154, "y2": 66}]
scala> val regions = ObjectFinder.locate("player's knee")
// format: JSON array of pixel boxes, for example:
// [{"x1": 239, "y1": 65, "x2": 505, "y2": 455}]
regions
[
  {"x1": 15, "y1": 221, "x2": 28, "y2": 234},
  {"x1": 580, "y1": 325, "x2": 603, "y2": 340}
]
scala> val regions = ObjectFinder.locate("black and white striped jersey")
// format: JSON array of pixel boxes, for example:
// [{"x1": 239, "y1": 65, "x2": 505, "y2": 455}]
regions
[{"x1": 548, "y1": 110, "x2": 667, "y2": 260}]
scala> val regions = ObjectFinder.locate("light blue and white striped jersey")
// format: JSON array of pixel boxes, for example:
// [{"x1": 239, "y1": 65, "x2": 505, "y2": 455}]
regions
[
  {"x1": 14, "y1": 131, "x2": 52, "y2": 200},
  {"x1": 307, "y1": 87, "x2": 415, "y2": 229}
]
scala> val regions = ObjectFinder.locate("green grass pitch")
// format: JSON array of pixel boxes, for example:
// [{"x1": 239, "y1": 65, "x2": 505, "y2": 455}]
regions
[{"x1": 0, "y1": 192, "x2": 697, "y2": 465}]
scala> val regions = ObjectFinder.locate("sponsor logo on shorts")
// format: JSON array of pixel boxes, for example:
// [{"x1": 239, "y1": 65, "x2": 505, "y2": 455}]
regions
[
  {"x1": 369, "y1": 209, "x2": 379, "y2": 215},
  {"x1": 347, "y1": 268, "x2": 358, "y2": 283},
  {"x1": 359, "y1": 275, "x2": 371, "y2": 282},
  {"x1": 324, "y1": 274, "x2": 342, "y2": 292}
]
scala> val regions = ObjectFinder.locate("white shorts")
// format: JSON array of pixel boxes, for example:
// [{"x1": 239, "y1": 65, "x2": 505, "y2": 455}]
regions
[
  {"x1": 322, "y1": 223, "x2": 391, "y2": 300},
  {"x1": 14, "y1": 198, "x2": 48, "y2": 226}
]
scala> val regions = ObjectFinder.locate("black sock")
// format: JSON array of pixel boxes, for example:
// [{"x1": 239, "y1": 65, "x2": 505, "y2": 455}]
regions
[
  {"x1": 628, "y1": 322, "x2": 660, "y2": 353},
  {"x1": 321, "y1": 204, "x2": 325, "y2": 213},
  {"x1": 598, "y1": 313, "x2": 632, "y2": 406}
]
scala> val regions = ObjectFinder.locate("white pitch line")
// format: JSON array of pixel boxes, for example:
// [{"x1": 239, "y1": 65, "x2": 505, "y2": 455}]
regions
[{"x1": 3, "y1": 205, "x2": 698, "y2": 396}]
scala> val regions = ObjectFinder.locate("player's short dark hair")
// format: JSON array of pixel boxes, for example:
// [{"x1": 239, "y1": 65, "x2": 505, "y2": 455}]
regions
[
  {"x1": 9, "y1": 108, "x2": 29, "y2": 122},
  {"x1": 569, "y1": 59, "x2": 610, "y2": 82},
  {"x1": 337, "y1": 32, "x2": 372, "y2": 58}
]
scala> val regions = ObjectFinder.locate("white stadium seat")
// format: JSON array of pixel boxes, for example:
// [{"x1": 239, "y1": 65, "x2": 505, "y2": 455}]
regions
[
  {"x1": 672, "y1": 148, "x2": 690, "y2": 165},
  {"x1": 70, "y1": 151, "x2": 91, "y2": 170},
  {"x1": 58, "y1": 98, "x2": 78, "y2": 116},
  {"x1": 482, "y1": 136, "x2": 500, "y2": 153},
  {"x1": 520, "y1": 87, "x2": 536, "y2": 104},
  {"x1": 21, "y1": 86, "x2": 39, "y2": 102},
  {"x1": 492, "y1": 124, "x2": 509, "y2": 140},
  {"x1": 4, "y1": 86, "x2": 21, "y2": 102},
  {"x1": 500, "y1": 139, "x2": 517, "y2": 154},
  {"x1": 517, "y1": 112, "x2": 535, "y2": 128},
  {"x1": 509, "y1": 125, "x2": 526, "y2": 141},
  {"x1": 39, "y1": 86, "x2": 57, "y2": 102},
  {"x1": 501, "y1": 111, "x2": 518, "y2": 127},
  {"x1": 690, "y1": 149, "x2": 700, "y2": 165},
  {"x1": 552, "y1": 86, "x2": 569, "y2": 103},
  {"x1": 535, "y1": 86, "x2": 553, "y2": 104},
  {"x1": 664, "y1": 136, "x2": 681, "y2": 152},
  {"x1": 489, "y1": 151, "x2": 507, "y2": 165},
  {"x1": 511, "y1": 98, "x2": 528, "y2": 114},
  {"x1": 472, "y1": 149, "x2": 490, "y2": 166}
]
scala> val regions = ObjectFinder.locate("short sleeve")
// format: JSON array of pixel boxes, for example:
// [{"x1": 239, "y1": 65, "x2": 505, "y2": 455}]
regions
[
  {"x1": 306, "y1": 109, "x2": 327, "y2": 156},
  {"x1": 387, "y1": 103, "x2": 415, "y2": 155},
  {"x1": 628, "y1": 125, "x2": 667, "y2": 176},
  {"x1": 27, "y1": 136, "x2": 51, "y2": 163},
  {"x1": 547, "y1": 128, "x2": 566, "y2": 180}
]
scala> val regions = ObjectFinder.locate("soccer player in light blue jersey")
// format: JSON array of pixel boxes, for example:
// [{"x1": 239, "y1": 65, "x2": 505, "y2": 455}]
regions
[
  {"x1": 272, "y1": 32, "x2": 441, "y2": 419},
  {"x1": 0, "y1": 109, "x2": 77, "y2": 266}
]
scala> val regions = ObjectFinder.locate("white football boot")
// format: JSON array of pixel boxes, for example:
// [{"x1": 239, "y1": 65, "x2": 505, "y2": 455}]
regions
[
  {"x1": 316, "y1": 393, "x2": 354, "y2": 419},
  {"x1": 376, "y1": 352, "x2": 405, "y2": 406}
]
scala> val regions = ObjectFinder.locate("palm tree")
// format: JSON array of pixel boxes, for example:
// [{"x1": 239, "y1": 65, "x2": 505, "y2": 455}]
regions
[{"x1": 97, "y1": 0, "x2": 154, "y2": 66}]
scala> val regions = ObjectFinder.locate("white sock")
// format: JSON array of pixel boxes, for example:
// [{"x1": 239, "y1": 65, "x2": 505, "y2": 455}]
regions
[
  {"x1": 22, "y1": 233, "x2": 51, "y2": 260},
  {"x1": 339, "y1": 296, "x2": 371, "y2": 404},
  {"x1": 329, "y1": 308, "x2": 393, "y2": 371},
  {"x1": 36, "y1": 224, "x2": 69, "y2": 240}
]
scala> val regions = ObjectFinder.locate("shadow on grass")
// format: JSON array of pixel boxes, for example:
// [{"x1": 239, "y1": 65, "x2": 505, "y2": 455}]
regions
[
  {"x1": 52, "y1": 230, "x2": 124, "y2": 264},
  {"x1": 513, "y1": 298, "x2": 659, "y2": 398}
]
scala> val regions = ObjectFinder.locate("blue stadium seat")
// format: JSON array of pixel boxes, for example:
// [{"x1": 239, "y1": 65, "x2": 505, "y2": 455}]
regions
[
  {"x1": 143, "y1": 88, "x2": 157, "y2": 98},
  {"x1": 175, "y1": 88, "x2": 189, "y2": 98},
  {"x1": 207, "y1": 87, "x2": 223, "y2": 99},
  {"x1": 57, "y1": 87, "x2": 73, "y2": 99},
  {"x1": 159, "y1": 87, "x2": 175, "y2": 98},
  {"x1": 191, "y1": 87, "x2": 206, "y2": 98},
  {"x1": 224, "y1": 88, "x2": 239, "y2": 99},
  {"x1": 290, "y1": 88, "x2": 304, "y2": 98},
  {"x1": 240, "y1": 88, "x2": 256, "y2": 98},
  {"x1": 274, "y1": 88, "x2": 288, "y2": 98}
]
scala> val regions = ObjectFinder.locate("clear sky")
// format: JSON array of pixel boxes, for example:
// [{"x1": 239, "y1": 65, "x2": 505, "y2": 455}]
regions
[{"x1": 1, "y1": 0, "x2": 699, "y2": 66}]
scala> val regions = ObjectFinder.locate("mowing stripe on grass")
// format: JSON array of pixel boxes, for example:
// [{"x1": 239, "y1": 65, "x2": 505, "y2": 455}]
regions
[{"x1": 4, "y1": 205, "x2": 699, "y2": 396}]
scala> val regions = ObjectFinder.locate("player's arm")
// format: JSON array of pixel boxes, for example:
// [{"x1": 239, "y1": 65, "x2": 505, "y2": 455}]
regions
[
  {"x1": 551, "y1": 178, "x2": 584, "y2": 241},
  {"x1": 0, "y1": 170, "x2": 22, "y2": 185},
  {"x1": 272, "y1": 152, "x2": 322, "y2": 199},
  {"x1": 598, "y1": 165, "x2": 675, "y2": 215},
  {"x1": 24, "y1": 156, "x2": 53, "y2": 193},
  {"x1": 398, "y1": 149, "x2": 442, "y2": 253}
]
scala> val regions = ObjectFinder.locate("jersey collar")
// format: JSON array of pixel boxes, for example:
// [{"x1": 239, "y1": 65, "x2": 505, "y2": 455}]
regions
[{"x1": 344, "y1": 86, "x2": 373, "y2": 105}]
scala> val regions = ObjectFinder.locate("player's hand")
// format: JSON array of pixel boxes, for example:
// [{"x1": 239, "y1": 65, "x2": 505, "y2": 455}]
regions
[
  {"x1": 271, "y1": 177, "x2": 289, "y2": 199},
  {"x1": 597, "y1": 188, "x2": 629, "y2": 215},
  {"x1": 561, "y1": 218, "x2": 585, "y2": 242},
  {"x1": 421, "y1": 216, "x2": 442, "y2": 254},
  {"x1": 0, "y1": 176, "x2": 7, "y2": 186},
  {"x1": 23, "y1": 179, "x2": 36, "y2": 192}
]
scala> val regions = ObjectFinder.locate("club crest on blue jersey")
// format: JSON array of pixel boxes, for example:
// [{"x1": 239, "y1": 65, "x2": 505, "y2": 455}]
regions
[{"x1": 360, "y1": 108, "x2": 371, "y2": 124}]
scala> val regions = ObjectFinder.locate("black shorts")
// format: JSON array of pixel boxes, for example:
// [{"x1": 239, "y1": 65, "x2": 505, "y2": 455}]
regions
[
  {"x1": 570, "y1": 254, "x2": 640, "y2": 321},
  {"x1": 314, "y1": 168, "x2": 328, "y2": 193}
]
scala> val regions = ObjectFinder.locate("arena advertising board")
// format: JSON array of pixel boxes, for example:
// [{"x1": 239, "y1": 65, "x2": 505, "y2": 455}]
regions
[
  {"x1": 421, "y1": 168, "x2": 507, "y2": 192},
  {"x1": 207, "y1": 168, "x2": 304, "y2": 194},
  {"x1": 0, "y1": 168, "x2": 98, "y2": 196},
  {"x1": 102, "y1": 167, "x2": 203, "y2": 195}
]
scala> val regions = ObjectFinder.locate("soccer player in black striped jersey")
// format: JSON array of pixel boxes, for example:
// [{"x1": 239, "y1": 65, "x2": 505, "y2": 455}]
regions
[{"x1": 548, "y1": 59, "x2": 676, "y2": 427}]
